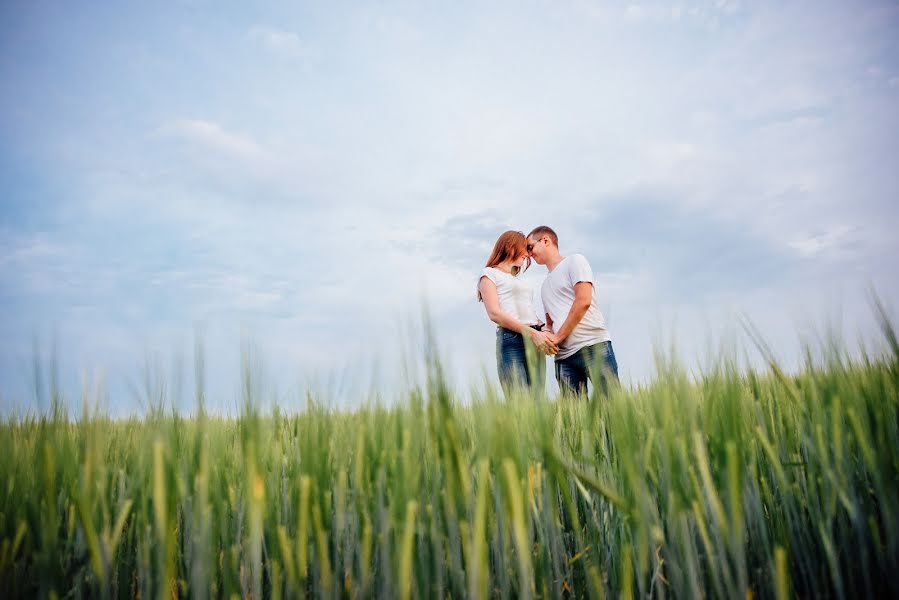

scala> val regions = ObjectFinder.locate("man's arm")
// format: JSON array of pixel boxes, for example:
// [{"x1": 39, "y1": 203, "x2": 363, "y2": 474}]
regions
[{"x1": 550, "y1": 281, "x2": 592, "y2": 344}]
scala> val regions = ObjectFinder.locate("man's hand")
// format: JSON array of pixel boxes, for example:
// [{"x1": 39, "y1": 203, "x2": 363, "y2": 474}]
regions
[
  {"x1": 532, "y1": 330, "x2": 559, "y2": 355},
  {"x1": 547, "y1": 331, "x2": 562, "y2": 353}
]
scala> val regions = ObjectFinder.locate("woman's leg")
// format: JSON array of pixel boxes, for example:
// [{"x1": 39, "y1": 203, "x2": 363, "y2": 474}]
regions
[
  {"x1": 523, "y1": 335, "x2": 546, "y2": 396},
  {"x1": 496, "y1": 328, "x2": 529, "y2": 394}
]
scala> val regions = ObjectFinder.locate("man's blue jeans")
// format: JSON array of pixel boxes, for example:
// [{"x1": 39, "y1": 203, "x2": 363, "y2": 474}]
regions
[
  {"x1": 496, "y1": 327, "x2": 545, "y2": 395},
  {"x1": 554, "y1": 341, "x2": 619, "y2": 397}
]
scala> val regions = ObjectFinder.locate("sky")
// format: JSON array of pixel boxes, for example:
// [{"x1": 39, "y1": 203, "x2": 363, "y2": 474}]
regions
[{"x1": 1, "y1": 0, "x2": 898, "y2": 416}]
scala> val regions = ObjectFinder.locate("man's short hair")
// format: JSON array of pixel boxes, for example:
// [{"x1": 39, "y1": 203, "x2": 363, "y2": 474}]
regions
[{"x1": 527, "y1": 225, "x2": 558, "y2": 247}]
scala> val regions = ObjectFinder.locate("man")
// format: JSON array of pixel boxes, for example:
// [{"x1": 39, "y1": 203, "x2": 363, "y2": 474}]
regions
[{"x1": 526, "y1": 226, "x2": 619, "y2": 396}]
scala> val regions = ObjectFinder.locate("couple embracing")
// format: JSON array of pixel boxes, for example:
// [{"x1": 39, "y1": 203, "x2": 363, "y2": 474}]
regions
[{"x1": 477, "y1": 226, "x2": 619, "y2": 397}]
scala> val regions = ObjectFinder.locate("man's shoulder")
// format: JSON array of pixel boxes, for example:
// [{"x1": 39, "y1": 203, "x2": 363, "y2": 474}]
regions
[
  {"x1": 569, "y1": 253, "x2": 592, "y2": 267},
  {"x1": 565, "y1": 254, "x2": 595, "y2": 286},
  {"x1": 557, "y1": 253, "x2": 590, "y2": 272}
]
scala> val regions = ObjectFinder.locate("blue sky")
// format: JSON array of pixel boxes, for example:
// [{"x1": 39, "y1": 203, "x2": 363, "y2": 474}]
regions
[{"x1": 2, "y1": 0, "x2": 898, "y2": 415}]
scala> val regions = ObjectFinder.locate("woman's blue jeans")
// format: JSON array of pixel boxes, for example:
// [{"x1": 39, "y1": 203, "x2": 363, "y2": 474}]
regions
[{"x1": 496, "y1": 327, "x2": 545, "y2": 395}]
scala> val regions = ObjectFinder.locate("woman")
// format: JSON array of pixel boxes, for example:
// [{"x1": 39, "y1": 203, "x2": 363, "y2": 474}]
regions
[{"x1": 478, "y1": 230, "x2": 557, "y2": 394}]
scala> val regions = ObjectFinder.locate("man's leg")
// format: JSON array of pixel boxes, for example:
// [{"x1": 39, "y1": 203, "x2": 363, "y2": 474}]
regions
[
  {"x1": 585, "y1": 341, "x2": 619, "y2": 396},
  {"x1": 554, "y1": 350, "x2": 590, "y2": 396},
  {"x1": 602, "y1": 341, "x2": 619, "y2": 379}
]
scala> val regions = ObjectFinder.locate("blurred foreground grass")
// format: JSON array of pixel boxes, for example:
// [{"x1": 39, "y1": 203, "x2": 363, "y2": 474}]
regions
[{"x1": 1, "y1": 311, "x2": 898, "y2": 599}]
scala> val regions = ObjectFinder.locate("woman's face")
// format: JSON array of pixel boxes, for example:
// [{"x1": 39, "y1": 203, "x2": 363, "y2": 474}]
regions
[{"x1": 513, "y1": 252, "x2": 527, "y2": 267}]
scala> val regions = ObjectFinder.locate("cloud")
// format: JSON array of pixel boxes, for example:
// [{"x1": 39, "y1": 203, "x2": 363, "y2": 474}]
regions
[
  {"x1": 643, "y1": 140, "x2": 698, "y2": 172},
  {"x1": 582, "y1": 191, "x2": 801, "y2": 303},
  {"x1": 0, "y1": 233, "x2": 67, "y2": 270},
  {"x1": 624, "y1": 0, "x2": 741, "y2": 25},
  {"x1": 395, "y1": 211, "x2": 515, "y2": 271},
  {"x1": 788, "y1": 226, "x2": 859, "y2": 258},
  {"x1": 155, "y1": 119, "x2": 267, "y2": 163},
  {"x1": 247, "y1": 25, "x2": 315, "y2": 61},
  {"x1": 149, "y1": 118, "x2": 318, "y2": 196}
]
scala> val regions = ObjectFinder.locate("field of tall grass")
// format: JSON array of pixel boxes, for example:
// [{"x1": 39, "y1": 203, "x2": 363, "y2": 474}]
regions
[{"x1": 1, "y1": 309, "x2": 898, "y2": 599}]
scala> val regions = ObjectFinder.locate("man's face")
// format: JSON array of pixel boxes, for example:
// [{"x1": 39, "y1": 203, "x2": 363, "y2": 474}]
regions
[{"x1": 526, "y1": 235, "x2": 549, "y2": 265}]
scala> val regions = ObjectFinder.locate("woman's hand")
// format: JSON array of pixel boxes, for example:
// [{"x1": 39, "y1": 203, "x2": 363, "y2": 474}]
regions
[{"x1": 530, "y1": 329, "x2": 559, "y2": 355}]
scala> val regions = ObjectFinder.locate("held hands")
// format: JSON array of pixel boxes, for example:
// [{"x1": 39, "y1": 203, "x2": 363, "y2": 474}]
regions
[{"x1": 531, "y1": 329, "x2": 559, "y2": 355}]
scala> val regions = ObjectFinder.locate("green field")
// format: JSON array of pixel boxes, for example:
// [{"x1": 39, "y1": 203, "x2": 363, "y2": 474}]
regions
[{"x1": 2, "y1": 313, "x2": 898, "y2": 599}]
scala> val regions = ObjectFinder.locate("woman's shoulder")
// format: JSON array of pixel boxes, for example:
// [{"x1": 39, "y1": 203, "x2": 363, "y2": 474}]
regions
[
  {"x1": 480, "y1": 266, "x2": 498, "y2": 283},
  {"x1": 481, "y1": 266, "x2": 508, "y2": 277},
  {"x1": 480, "y1": 266, "x2": 513, "y2": 286}
]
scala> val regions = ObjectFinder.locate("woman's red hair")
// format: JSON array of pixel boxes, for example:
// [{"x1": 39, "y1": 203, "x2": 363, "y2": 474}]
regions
[{"x1": 478, "y1": 230, "x2": 530, "y2": 301}]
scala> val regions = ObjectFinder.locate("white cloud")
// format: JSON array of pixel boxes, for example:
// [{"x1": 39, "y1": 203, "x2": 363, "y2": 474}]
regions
[
  {"x1": 788, "y1": 226, "x2": 856, "y2": 258},
  {"x1": 156, "y1": 119, "x2": 267, "y2": 163},
  {"x1": 624, "y1": 0, "x2": 740, "y2": 24},
  {"x1": 0, "y1": 234, "x2": 67, "y2": 270},
  {"x1": 644, "y1": 140, "x2": 697, "y2": 170},
  {"x1": 248, "y1": 25, "x2": 315, "y2": 61}
]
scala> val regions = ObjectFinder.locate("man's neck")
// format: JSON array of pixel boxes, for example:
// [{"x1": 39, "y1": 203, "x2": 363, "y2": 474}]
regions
[{"x1": 546, "y1": 254, "x2": 565, "y2": 272}]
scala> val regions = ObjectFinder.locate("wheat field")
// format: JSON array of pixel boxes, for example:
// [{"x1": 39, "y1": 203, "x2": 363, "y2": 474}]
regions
[{"x1": 1, "y1": 310, "x2": 898, "y2": 599}]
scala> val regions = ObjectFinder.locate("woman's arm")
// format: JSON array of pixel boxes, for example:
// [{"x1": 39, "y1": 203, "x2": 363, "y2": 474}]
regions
[
  {"x1": 479, "y1": 277, "x2": 558, "y2": 353},
  {"x1": 479, "y1": 277, "x2": 531, "y2": 332}
]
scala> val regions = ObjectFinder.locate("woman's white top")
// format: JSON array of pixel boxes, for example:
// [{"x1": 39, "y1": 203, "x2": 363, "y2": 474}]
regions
[{"x1": 479, "y1": 267, "x2": 541, "y2": 326}]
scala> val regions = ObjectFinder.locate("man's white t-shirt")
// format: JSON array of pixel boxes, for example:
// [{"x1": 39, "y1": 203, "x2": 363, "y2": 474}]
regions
[
  {"x1": 479, "y1": 267, "x2": 541, "y2": 326},
  {"x1": 541, "y1": 254, "x2": 611, "y2": 360}
]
